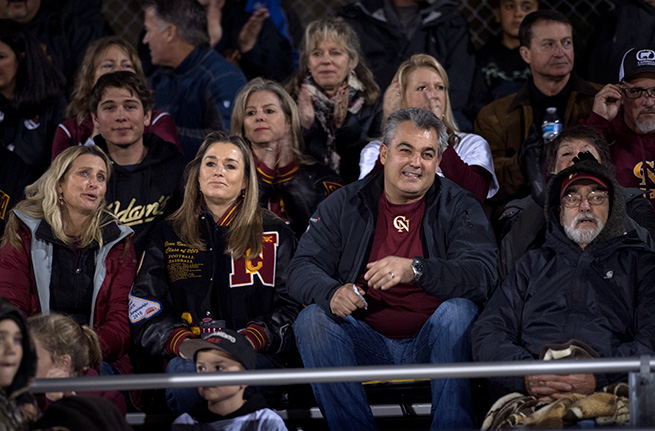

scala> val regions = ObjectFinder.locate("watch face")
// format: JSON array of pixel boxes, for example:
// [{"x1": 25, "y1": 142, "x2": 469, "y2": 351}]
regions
[{"x1": 412, "y1": 258, "x2": 423, "y2": 280}]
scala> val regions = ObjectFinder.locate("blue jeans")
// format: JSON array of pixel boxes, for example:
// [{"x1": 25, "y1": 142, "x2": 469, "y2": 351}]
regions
[
  {"x1": 165, "y1": 353, "x2": 277, "y2": 415},
  {"x1": 294, "y1": 298, "x2": 478, "y2": 431}
]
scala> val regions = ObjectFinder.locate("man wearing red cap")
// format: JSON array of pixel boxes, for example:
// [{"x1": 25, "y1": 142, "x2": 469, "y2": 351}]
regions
[
  {"x1": 587, "y1": 47, "x2": 655, "y2": 212},
  {"x1": 473, "y1": 157, "x2": 655, "y2": 406}
]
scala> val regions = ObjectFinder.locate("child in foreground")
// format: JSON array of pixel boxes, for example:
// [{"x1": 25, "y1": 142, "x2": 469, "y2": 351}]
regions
[{"x1": 172, "y1": 329, "x2": 288, "y2": 431}]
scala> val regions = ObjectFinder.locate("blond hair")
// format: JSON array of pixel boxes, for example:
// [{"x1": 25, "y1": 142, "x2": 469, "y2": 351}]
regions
[
  {"x1": 28, "y1": 313, "x2": 103, "y2": 376},
  {"x1": 168, "y1": 132, "x2": 263, "y2": 259},
  {"x1": 231, "y1": 77, "x2": 310, "y2": 165},
  {"x1": 286, "y1": 17, "x2": 379, "y2": 104},
  {"x1": 394, "y1": 54, "x2": 461, "y2": 148},
  {"x1": 67, "y1": 37, "x2": 145, "y2": 122},
  {"x1": 2, "y1": 146, "x2": 114, "y2": 251}
]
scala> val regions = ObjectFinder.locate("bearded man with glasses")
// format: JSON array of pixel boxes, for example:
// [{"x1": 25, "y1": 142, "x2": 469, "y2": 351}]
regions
[
  {"x1": 587, "y1": 47, "x2": 655, "y2": 212},
  {"x1": 473, "y1": 157, "x2": 655, "y2": 412}
]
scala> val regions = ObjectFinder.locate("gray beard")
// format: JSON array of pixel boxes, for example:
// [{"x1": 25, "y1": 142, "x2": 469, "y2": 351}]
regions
[
  {"x1": 562, "y1": 213, "x2": 604, "y2": 246},
  {"x1": 636, "y1": 117, "x2": 655, "y2": 134}
]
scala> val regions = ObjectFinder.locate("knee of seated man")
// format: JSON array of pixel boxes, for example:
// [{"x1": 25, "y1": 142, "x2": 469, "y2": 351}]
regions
[
  {"x1": 426, "y1": 298, "x2": 478, "y2": 333},
  {"x1": 294, "y1": 304, "x2": 335, "y2": 341}
]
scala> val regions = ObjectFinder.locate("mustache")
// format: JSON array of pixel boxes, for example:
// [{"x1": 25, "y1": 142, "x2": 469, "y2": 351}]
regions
[{"x1": 571, "y1": 213, "x2": 602, "y2": 225}]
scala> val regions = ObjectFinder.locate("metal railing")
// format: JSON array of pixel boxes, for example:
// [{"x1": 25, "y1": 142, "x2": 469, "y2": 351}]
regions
[{"x1": 30, "y1": 356, "x2": 655, "y2": 426}]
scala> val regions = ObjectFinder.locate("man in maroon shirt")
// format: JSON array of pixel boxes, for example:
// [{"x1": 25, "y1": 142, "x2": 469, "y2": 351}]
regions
[
  {"x1": 288, "y1": 108, "x2": 498, "y2": 430},
  {"x1": 587, "y1": 47, "x2": 655, "y2": 212}
]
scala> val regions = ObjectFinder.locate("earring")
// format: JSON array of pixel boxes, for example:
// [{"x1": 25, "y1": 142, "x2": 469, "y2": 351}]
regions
[{"x1": 58, "y1": 193, "x2": 64, "y2": 205}]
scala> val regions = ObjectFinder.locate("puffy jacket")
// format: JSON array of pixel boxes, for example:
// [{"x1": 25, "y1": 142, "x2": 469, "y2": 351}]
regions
[
  {"x1": 587, "y1": 110, "x2": 655, "y2": 212},
  {"x1": 255, "y1": 157, "x2": 342, "y2": 237},
  {"x1": 474, "y1": 74, "x2": 599, "y2": 205},
  {"x1": 338, "y1": 0, "x2": 474, "y2": 116},
  {"x1": 130, "y1": 211, "x2": 300, "y2": 363},
  {"x1": 94, "y1": 133, "x2": 185, "y2": 257},
  {"x1": 0, "y1": 211, "x2": 136, "y2": 370},
  {"x1": 473, "y1": 159, "x2": 655, "y2": 398},
  {"x1": 287, "y1": 173, "x2": 498, "y2": 312}
]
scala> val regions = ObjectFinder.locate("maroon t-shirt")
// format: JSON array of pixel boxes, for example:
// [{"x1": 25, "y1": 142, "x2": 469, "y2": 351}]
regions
[{"x1": 357, "y1": 194, "x2": 443, "y2": 339}]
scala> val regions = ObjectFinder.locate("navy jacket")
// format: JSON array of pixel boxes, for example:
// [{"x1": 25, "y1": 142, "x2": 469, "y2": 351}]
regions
[{"x1": 288, "y1": 173, "x2": 498, "y2": 312}]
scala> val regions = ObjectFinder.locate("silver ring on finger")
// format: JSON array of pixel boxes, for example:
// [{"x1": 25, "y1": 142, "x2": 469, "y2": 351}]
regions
[{"x1": 389, "y1": 271, "x2": 394, "y2": 279}]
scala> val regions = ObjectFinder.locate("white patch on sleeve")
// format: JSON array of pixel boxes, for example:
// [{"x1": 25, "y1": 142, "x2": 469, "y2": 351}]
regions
[{"x1": 129, "y1": 294, "x2": 162, "y2": 323}]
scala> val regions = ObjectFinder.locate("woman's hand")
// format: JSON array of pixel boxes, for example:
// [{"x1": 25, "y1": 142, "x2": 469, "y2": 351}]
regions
[
  {"x1": 199, "y1": 0, "x2": 225, "y2": 47},
  {"x1": 334, "y1": 85, "x2": 349, "y2": 128},
  {"x1": 424, "y1": 90, "x2": 443, "y2": 120},
  {"x1": 277, "y1": 131, "x2": 295, "y2": 168},
  {"x1": 383, "y1": 80, "x2": 402, "y2": 122},
  {"x1": 238, "y1": 7, "x2": 269, "y2": 53},
  {"x1": 298, "y1": 84, "x2": 315, "y2": 129}
]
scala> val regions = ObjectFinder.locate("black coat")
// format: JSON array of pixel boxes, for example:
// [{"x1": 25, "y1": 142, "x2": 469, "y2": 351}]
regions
[
  {"x1": 288, "y1": 172, "x2": 497, "y2": 312},
  {"x1": 473, "y1": 160, "x2": 655, "y2": 399},
  {"x1": 130, "y1": 211, "x2": 299, "y2": 361}
]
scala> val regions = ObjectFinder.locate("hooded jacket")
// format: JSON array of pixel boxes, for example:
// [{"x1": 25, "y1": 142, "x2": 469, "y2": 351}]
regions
[
  {"x1": 0, "y1": 211, "x2": 136, "y2": 372},
  {"x1": 587, "y1": 109, "x2": 655, "y2": 212},
  {"x1": 338, "y1": 0, "x2": 474, "y2": 115},
  {"x1": 498, "y1": 185, "x2": 655, "y2": 280},
  {"x1": 94, "y1": 132, "x2": 185, "y2": 257},
  {"x1": 287, "y1": 172, "x2": 498, "y2": 312},
  {"x1": 130, "y1": 211, "x2": 300, "y2": 363},
  {"x1": 473, "y1": 160, "x2": 655, "y2": 398},
  {"x1": 0, "y1": 298, "x2": 36, "y2": 431}
]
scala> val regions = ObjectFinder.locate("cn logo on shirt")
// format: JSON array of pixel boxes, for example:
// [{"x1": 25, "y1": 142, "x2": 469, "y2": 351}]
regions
[{"x1": 230, "y1": 232, "x2": 279, "y2": 287}]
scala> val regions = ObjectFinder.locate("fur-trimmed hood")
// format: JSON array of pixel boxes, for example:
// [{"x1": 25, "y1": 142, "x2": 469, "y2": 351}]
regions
[{"x1": 544, "y1": 158, "x2": 626, "y2": 247}]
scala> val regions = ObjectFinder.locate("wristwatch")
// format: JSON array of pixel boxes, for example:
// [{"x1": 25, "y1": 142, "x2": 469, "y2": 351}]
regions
[{"x1": 411, "y1": 257, "x2": 424, "y2": 283}]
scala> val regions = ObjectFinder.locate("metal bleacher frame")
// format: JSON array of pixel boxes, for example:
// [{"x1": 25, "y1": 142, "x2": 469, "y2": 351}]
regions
[{"x1": 29, "y1": 356, "x2": 655, "y2": 428}]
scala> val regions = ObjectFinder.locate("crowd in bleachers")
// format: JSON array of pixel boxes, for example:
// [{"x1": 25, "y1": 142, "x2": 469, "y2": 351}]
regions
[{"x1": 1, "y1": 0, "x2": 655, "y2": 429}]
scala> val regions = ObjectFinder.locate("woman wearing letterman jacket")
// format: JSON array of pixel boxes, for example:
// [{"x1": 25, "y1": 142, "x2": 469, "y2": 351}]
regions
[{"x1": 129, "y1": 131, "x2": 299, "y2": 414}]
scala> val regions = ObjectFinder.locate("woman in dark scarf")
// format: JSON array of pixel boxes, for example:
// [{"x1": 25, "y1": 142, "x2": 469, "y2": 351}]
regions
[{"x1": 286, "y1": 17, "x2": 381, "y2": 184}]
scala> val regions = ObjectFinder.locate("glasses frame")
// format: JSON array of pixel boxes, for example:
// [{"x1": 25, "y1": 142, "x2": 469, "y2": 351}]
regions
[
  {"x1": 561, "y1": 189, "x2": 609, "y2": 208},
  {"x1": 621, "y1": 85, "x2": 655, "y2": 100}
]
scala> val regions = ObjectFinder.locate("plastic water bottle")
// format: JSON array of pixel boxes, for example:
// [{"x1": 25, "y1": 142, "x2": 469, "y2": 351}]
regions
[{"x1": 542, "y1": 107, "x2": 562, "y2": 143}]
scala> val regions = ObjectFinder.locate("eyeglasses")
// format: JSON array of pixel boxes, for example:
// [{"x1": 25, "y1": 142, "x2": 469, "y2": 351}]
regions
[
  {"x1": 561, "y1": 190, "x2": 609, "y2": 208},
  {"x1": 621, "y1": 86, "x2": 655, "y2": 100}
]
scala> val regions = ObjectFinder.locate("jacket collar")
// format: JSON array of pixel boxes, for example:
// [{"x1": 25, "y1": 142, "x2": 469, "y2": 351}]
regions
[
  {"x1": 507, "y1": 73, "x2": 598, "y2": 112},
  {"x1": 358, "y1": 171, "x2": 441, "y2": 213}
]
